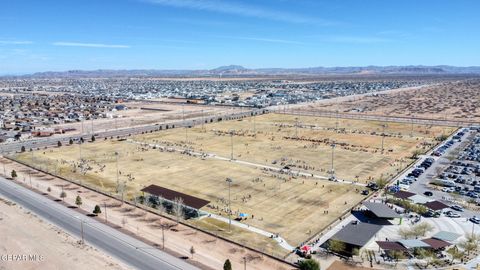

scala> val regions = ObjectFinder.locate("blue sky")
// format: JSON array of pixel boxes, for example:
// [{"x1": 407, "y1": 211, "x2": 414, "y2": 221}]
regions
[{"x1": 1, "y1": 0, "x2": 479, "y2": 74}]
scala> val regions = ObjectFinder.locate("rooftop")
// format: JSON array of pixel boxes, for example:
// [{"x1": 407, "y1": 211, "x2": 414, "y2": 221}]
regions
[
  {"x1": 331, "y1": 222, "x2": 382, "y2": 247},
  {"x1": 363, "y1": 201, "x2": 401, "y2": 219},
  {"x1": 141, "y1": 184, "x2": 210, "y2": 209}
]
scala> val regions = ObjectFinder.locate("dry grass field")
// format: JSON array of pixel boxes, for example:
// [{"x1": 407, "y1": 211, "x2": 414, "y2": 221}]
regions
[{"x1": 12, "y1": 113, "x2": 453, "y2": 249}]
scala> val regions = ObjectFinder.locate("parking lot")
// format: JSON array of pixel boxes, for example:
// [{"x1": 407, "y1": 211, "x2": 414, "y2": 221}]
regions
[{"x1": 396, "y1": 126, "x2": 480, "y2": 221}]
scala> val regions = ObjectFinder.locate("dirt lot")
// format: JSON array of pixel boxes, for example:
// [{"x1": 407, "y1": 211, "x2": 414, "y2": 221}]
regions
[
  {"x1": 0, "y1": 196, "x2": 129, "y2": 270},
  {"x1": 52, "y1": 102, "x2": 240, "y2": 137},
  {"x1": 10, "y1": 114, "x2": 451, "y2": 249},
  {"x1": 301, "y1": 79, "x2": 480, "y2": 122}
]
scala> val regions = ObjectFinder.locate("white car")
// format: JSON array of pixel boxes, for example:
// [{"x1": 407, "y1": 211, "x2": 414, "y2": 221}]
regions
[
  {"x1": 470, "y1": 216, "x2": 480, "y2": 224},
  {"x1": 442, "y1": 187, "x2": 454, "y2": 193},
  {"x1": 445, "y1": 211, "x2": 461, "y2": 218}
]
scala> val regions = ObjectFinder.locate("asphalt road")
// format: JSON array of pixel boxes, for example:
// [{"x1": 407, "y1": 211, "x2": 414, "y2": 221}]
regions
[{"x1": 0, "y1": 176, "x2": 199, "y2": 270}]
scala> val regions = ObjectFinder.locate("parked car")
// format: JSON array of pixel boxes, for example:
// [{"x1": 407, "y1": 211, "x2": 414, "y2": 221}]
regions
[
  {"x1": 423, "y1": 191, "x2": 433, "y2": 197},
  {"x1": 470, "y1": 216, "x2": 480, "y2": 224},
  {"x1": 361, "y1": 190, "x2": 370, "y2": 195},
  {"x1": 445, "y1": 211, "x2": 461, "y2": 218},
  {"x1": 451, "y1": 205, "x2": 464, "y2": 212}
]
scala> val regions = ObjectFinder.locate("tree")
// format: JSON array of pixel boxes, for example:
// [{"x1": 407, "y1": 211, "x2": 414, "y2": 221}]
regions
[
  {"x1": 11, "y1": 169, "x2": 17, "y2": 178},
  {"x1": 21, "y1": 146, "x2": 26, "y2": 152},
  {"x1": 446, "y1": 246, "x2": 463, "y2": 263},
  {"x1": 327, "y1": 239, "x2": 346, "y2": 254},
  {"x1": 375, "y1": 175, "x2": 389, "y2": 188},
  {"x1": 413, "y1": 222, "x2": 434, "y2": 237},
  {"x1": 47, "y1": 187, "x2": 51, "y2": 192},
  {"x1": 172, "y1": 197, "x2": 184, "y2": 224},
  {"x1": 458, "y1": 233, "x2": 480, "y2": 256},
  {"x1": 60, "y1": 191, "x2": 67, "y2": 201},
  {"x1": 398, "y1": 227, "x2": 413, "y2": 239},
  {"x1": 223, "y1": 259, "x2": 232, "y2": 270},
  {"x1": 93, "y1": 204, "x2": 102, "y2": 215},
  {"x1": 69, "y1": 138, "x2": 73, "y2": 145},
  {"x1": 75, "y1": 195, "x2": 82, "y2": 207},
  {"x1": 298, "y1": 259, "x2": 320, "y2": 270},
  {"x1": 91, "y1": 135, "x2": 96, "y2": 142},
  {"x1": 389, "y1": 250, "x2": 406, "y2": 267},
  {"x1": 80, "y1": 137, "x2": 84, "y2": 143},
  {"x1": 411, "y1": 149, "x2": 423, "y2": 159},
  {"x1": 57, "y1": 141, "x2": 62, "y2": 147},
  {"x1": 190, "y1": 246, "x2": 195, "y2": 259}
]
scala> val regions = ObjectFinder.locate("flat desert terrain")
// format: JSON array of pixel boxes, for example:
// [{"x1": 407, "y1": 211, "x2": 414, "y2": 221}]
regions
[
  {"x1": 300, "y1": 79, "x2": 480, "y2": 122},
  {"x1": 0, "y1": 196, "x2": 128, "y2": 270}
]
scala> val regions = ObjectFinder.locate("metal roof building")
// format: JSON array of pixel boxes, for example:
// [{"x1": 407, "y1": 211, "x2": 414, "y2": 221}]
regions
[
  {"x1": 433, "y1": 231, "x2": 461, "y2": 242},
  {"x1": 363, "y1": 202, "x2": 401, "y2": 219},
  {"x1": 398, "y1": 239, "x2": 430, "y2": 249},
  {"x1": 331, "y1": 222, "x2": 382, "y2": 247},
  {"x1": 141, "y1": 184, "x2": 210, "y2": 209}
]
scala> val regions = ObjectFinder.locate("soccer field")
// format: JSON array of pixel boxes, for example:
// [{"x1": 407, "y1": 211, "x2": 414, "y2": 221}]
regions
[{"x1": 12, "y1": 113, "x2": 454, "y2": 248}]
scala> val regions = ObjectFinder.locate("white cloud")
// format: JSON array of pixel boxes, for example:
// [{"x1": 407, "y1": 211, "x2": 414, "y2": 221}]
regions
[
  {"x1": 52, "y1": 42, "x2": 130, "y2": 48},
  {"x1": 322, "y1": 36, "x2": 393, "y2": 44},
  {"x1": 0, "y1": 40, "x2": 33, "y2": 45},
  {"x1": 221, "y1": 36, "x2": 304, "y2": 45},
  {"x1": 144, "y1": 0, "x2": 333, "y2": 25}
]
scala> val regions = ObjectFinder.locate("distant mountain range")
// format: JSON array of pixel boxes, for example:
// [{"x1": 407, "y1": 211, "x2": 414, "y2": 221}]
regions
[{"x1": 16, "y1": 65, "x2": 480, "y2": 78}]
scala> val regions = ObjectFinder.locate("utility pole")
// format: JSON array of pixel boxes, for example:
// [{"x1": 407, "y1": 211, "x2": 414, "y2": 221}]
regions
[
  {"x1": 330, "y1": 144, "x2": 336, "y2": 179},
  {"x1": 81, "y1": 119, "x2": 84, "y2": 135},
  {"x1": 243, "y1": 256, "x2": 247, "y2": 270},
  {"x1": 226, "y1": 178, "x2": 233, "y2": 232},
  {"x1": 91, "y1": 117, "x2": 94, "y2": 135}
]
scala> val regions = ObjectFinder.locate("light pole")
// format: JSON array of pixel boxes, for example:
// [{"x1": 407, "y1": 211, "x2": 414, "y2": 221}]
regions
[
  {"x1": 226, "y1": 178, "x2": 233, "y2": 232},
  {"x1": 104, "y1": 202, "x2": 108, "y2": 223},
  {"x1": 201, "y1": 109, "x2": 205, "y2": 131},
  {"x1": 115, "y1": 151, "x2": 119, "y2": 193},
  {"x1": 381, "y1": 124, "x2": 387, "y2": 153},
  {"x1": 330, "y1": 144, "x2": 336, "y2": 179},
  {"x1": 230, "y1": 130, "x2": 234, "y2": 160},
  {"x1": 162, "y1": 224, "x2": 165, "y2": 250},
  {"x1": 80, "y1": 219, "x2": 85, "y2": 244},
  {"x1": 183, "y1": 105, "x2": 187, "y2": 142},
  {"x1": 295, "y1": 117, "x2": 299, "y2": 138},
  {"x1": 253, "y1": 112, "x2": 256, "y2": 136}
]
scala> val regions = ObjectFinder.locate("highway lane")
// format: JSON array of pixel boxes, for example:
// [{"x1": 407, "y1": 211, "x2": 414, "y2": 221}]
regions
[{"x1": 0, "y1": 177, "x2": 199, "y2": 270}]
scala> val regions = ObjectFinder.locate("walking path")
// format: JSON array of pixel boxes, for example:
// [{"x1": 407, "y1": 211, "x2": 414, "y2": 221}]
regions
[{"x1": 208, "y1": 213, "x2": 295, "y2": 251}]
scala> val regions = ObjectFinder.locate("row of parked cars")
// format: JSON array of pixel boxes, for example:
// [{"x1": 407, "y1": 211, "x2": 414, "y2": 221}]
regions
[
  {"x1": 399, "y1": 157, "x2": 436, "y2": 186},
  {"x1": 432, "y1": 139, "x2": 456, "y2": 156},
  {"x1": 458, "y1": 134, "x2": 480, "y2": 162}
]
